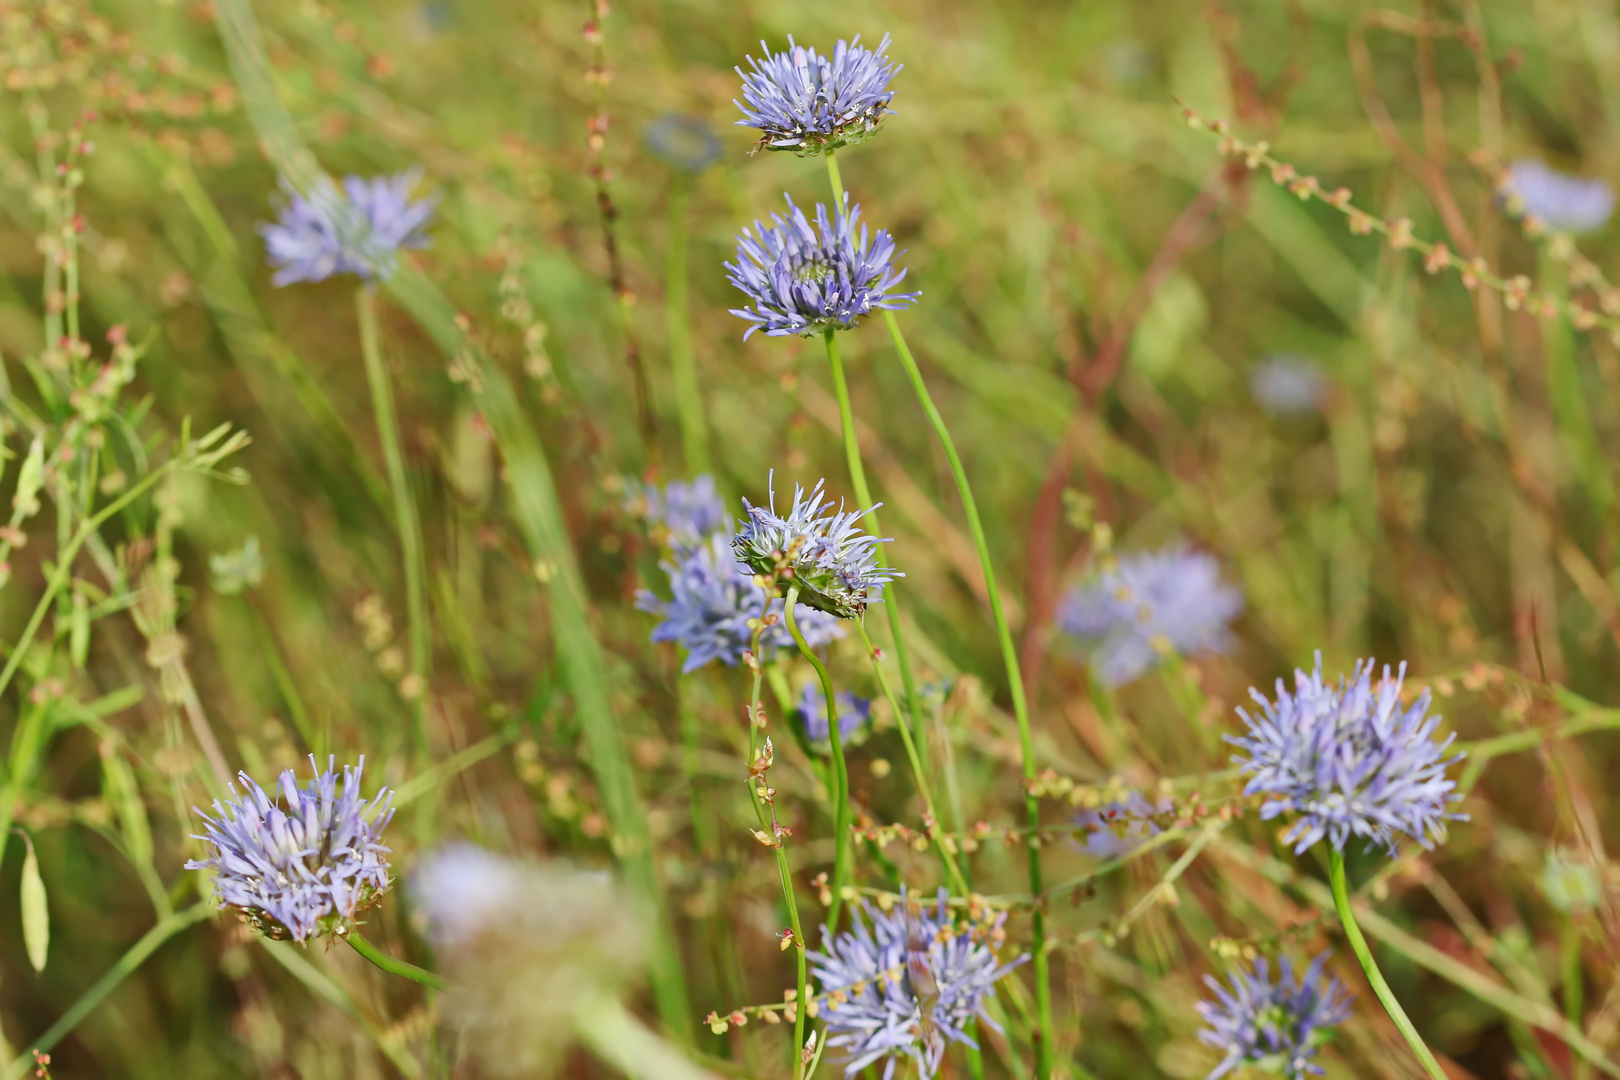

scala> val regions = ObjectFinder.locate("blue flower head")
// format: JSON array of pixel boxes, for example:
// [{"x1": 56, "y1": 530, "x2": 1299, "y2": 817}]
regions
[
  {"x1": 1503, "y1": 160, "x2": 1615, "y2": 235},
  {"x1": 797, "y1": 681, "x2": 872, "y2": 745},
  {"x1": 637, "y1": 531, "x2": 843, "y2": 673},
  {"x1": 261, "y1": 170, "x2": 437, "y2": 286},
  {"x1": 727, "y1": 195, "x2": 919, "y2": 339},
  {"x1": 1250, "y1": 355, "x2": 1329, "y2": 417},
  {"x1": 645, "y1": 114, "x2": 723, "y2": 174},
  {"x1": 185, "y1": 756, "x2": 394, "y2": 943},
  {"x1": 1227, "y1": 655, "x2": 1466, "y2": 856},
  {"x1": 735, "y1": 33, "x2": 900, "y2": 156},
  {"x1": 624, "y1": 474, "x2": 726, "y2": 546},
  {"x1": 809, "y1": 889, "x2": 1026, "y2": 1079},
  {"x1": 1058, "y1": 545, "x2": 1242, "y2": 686},
  {"x1": 1075, "y1": 791, "x2": 1171, "y2": 859},
  {"x1": 1197, "y1": 953, "x2": 1352, "y2": 1080},
  {"x1": 734, "y1": 474, "x2": 902, "y2": 619}
]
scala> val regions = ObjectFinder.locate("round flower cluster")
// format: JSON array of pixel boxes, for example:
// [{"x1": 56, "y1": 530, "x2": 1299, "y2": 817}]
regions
[
  {"x1": 735, "y1": 33, "x2": 901, "y2": 156},
  {"x1": 1197, "y1": 952, "x2": 1352, "y2": 1080}
]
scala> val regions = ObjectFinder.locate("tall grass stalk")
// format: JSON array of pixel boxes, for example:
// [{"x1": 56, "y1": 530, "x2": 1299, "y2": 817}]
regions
[
  {"x1": 881, "y1": 309, "x2": 1053, "y2": 1074},
  {"x1": 665, "y1": 179, "x2": 711, "y2": 475},
  {"x1": 356, "y1": 285, "x2": 431, "y2": 759}
]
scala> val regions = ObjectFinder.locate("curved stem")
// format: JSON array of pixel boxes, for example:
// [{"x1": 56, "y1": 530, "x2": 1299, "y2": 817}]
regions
[
  {"x1": 822, "y1": 331, "x2": 929, "y2": 778},
  {"x1": 784, "y1": 586, "x2": 852, "y2": 935},
  {"x1": 852, "y1": 619, "x2": 969, "y2": 897},
  {"x1": 357, "y1": 286, "x2": 431, "y2": 760},
  {"x1": 745, "y1": 622, "x2": 808, "y2": 1080},
  {"x1": 345, "y1": 931, "x2": 447, "y2": 991},
  {"x1": 1329, "y1": 850, "x2": 1448, "y2": 1080},
  {"x1": 882, "y1": 310, "x2": 1051, "y2": 1074}
]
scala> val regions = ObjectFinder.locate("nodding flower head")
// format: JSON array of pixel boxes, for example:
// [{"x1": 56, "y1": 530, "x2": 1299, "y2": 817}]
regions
[
  {"x1": 261, "y1": 170, "x2": 437, "y2": 286},
  {"x1": 726, "y1": 195, "x2": 919, "y2": 339},
  {"x1": 623, "y1": 474, "x2": 727, "y2": 546},
  {"x1": 637, "y1": 531, "x2": 844, "y2": 672},
  {"x1": 645, "y1": 113, "x2": 724, "y2": 174},
  {"x1": 1058, "y1": 545, "x2": 1242, "y2": 687},
  {"x1": 735, "y1": 33, "x2": 900, "y2": 156},
  {"x1": 1502, "y1": 159, "x2": 1615, "y2": 235},
  {"x1": 733, "y1": 474, "x2": 902, "y2": 620},
  {"x1": 185, "y1": 757, "x2": 394, "y2": 943},
  {"x1": 797, "y1": 681, "x2": 872, "y2": 746},
  {"x1": 1227, "y1": 654, "x2": 1466, "y2": 856},
  {"x1": 809, "y1": 889, "x2": 1026, "y2": 1079},
  {"x1": 1197, "y1": 952, "x2": 1352, "y2": 1080}
]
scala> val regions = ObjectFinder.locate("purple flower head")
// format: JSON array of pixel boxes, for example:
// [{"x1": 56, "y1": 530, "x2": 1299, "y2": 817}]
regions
[
  {"x1": 809, "y1": 889, "x2": 1026, "y2": 1079},
  {"x1": 185, "y1": 756, "x2": 394, "y2": 942},
  {"x1": 1227, "y1": 654, "x2": 1466, "y2": 856},
  {"x1": 1058, "y1": 545, "x2": 1243, "y2": 686},
  {"x1": 1197, "y1": 953, "x2": 1352, "y2": 1080},
  {"x1": 260, "y1": 170, "x2": 437, "y2": 286},
  {"x1": 1503, "y1": 160, "x2": 1615, "y2": 235},
  {"x1": 637, "y1": 531, "x2": 843, "y2": 673},
  {"x1": 1251, "y1": 355, "x2": 1330, "y2": 417},
  {"x1": 645, "y1": 113, "x2": 723, "y2": 174},
  {"x1": 797, "y1": 681, "x2": 872, "y2": 744},
  {"x1": 726, "y1": 194, "x2": 919, "y2": 339},
  {"x1": 624, "y1": 474, "x2": 726, "y2": 546},
  {"x1": 734, "y1": 473, "x2": 902, "y2": 619},
  {"x1": 1075, "y1": 791, "x2": 1171, "y2": 858},
  {"x1": 735, "y1": 34, "x2": 900, "y2": 156}
]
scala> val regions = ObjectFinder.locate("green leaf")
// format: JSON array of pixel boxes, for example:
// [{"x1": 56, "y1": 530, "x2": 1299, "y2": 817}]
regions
[
  {"x1": 20, "y1": 835, "x2": 48, "y2": 973},
  {"x1": 101, "y1": 741, "x2": 154, "y2": 869}
]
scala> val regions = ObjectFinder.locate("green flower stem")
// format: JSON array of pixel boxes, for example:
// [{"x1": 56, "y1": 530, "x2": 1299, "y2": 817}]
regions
[
  {"x1": 825, "y1": 151, "x2": 845, "y2": 213},
  {"x1": 665, "y1": 178, "x2": 711, "y2": 474},
  {"x1": 784, "y1": 586, "x2": 853, "y2": 935},
  {"x1": 821, "y1": 330, "x2": 929, "y2": 776},
  {"x1": 852, "y1": 618, "x2": 968, "y2": 897},
  {"x1": 881, "y1": 310, "x2": 1052, "y2": 1075},
  {"x1": 345, "y1": 931, "x2": 447, "y2": 991},
  {"x1": 745, "y1": 621, "x2": 809, "y2": 1080},
  {"x1": 1328, "y1": 850, "x2": 1449, "y2": 1080},
  {"x1": 357, "y1": 285, "x2": 431, "y2": 760}
]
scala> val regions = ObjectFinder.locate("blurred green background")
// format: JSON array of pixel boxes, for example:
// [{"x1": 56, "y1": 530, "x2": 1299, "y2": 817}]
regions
[{"x1": 1, "y1": 0, "x2": 1619, "y2": 1076}]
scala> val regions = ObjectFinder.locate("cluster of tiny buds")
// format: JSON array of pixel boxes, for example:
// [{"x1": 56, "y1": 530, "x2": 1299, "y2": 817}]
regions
[
  {"x1": 31, "y1": 1050, "x2": 51, "y2": 1080},
  {"x1": 701, "y1": 903, "x2": 1008, "y2": 1034},
  {"x1": 1179, "y1": 99, "x2": 1620, "y2": 347},
  {"x1": 1209, "y1": 913, "x2": 1330, "y2": 961}
]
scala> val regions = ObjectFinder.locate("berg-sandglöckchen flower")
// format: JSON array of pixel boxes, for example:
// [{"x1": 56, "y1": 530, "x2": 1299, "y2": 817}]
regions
[
  {"x1": 809, "y1": 889, "x2": 1025, "y2": 1079},
  {"x1": 637, "y1": 531, "x2": 843, "y2": 672},
  {"x1": 623, "y1": 474, "x2": 727, "y2": 547},
  {"x1": 733, "y1": 474, "x2": 901, "y2": 619},
  {"x1": 1197, "y1": 953, "x2": 1351, "y2": 1080},
  {"x1": 645, "y1": 113, "x2": 723, "y2": 174},
  {"x1": 726, "y1": 195, "x2": 918, "y2": 339},
  {"x1": 261, "y1": 170, "x2": 437, "y2": 286},
  {"x1": 1058, "y1": 545, "x2": 1242, "y2": 686},
  {"x1": 734, "y1": 34, "x2": 900, "y2": 155},
  {"x1": 1227, "y1": 655, "x2": 1466, "y2": 856},
  {"x1": 1250, "y1": 355, "x2": 1330, "y2": 417},
  {"x1": 796, "y1": 681, "x2": 871, "y2": 744},
  {"x1": 1503, "y1": 159, "x2": 1615, "y2": 235},
  {"x1": 412, "y1": 844, "x2": 646, "y2": 1073},
  {"x1": 185, "y1": 757, "x2": 394, "y2": 943}
]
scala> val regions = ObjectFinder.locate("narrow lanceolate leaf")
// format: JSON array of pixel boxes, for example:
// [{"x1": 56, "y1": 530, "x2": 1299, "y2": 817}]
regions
[
  {"x1": 20, "y1": 837, "x2": 49, "y2": 973},
  {"x1": 102, "y1": 741, "x2": 154, "y2": 869}
]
